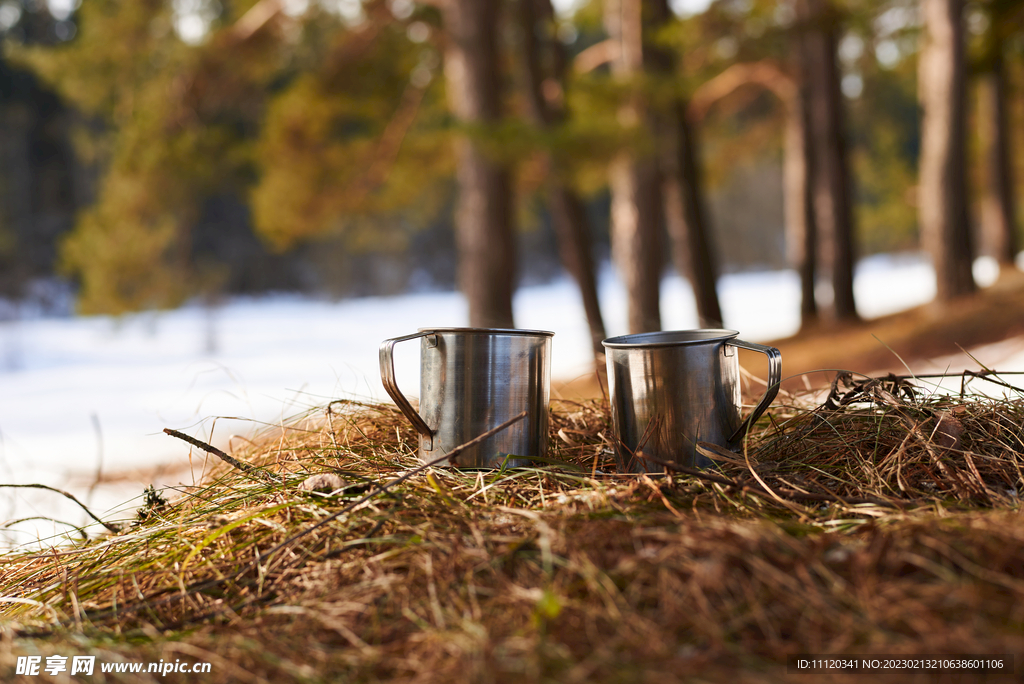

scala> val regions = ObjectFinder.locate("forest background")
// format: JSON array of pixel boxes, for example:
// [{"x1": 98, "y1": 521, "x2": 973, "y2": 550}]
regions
[{"x1": 0, "y1": 0, "x2": 1021, "y2": 357}]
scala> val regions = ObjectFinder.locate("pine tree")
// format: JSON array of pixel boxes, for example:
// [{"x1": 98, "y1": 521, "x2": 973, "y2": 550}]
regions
[
  {"x1": 919, "y1": 0, "x2": 975, "y2": 301},
  {"x1": 604, "y1": 0, "x2": 662, "y2": 334}
]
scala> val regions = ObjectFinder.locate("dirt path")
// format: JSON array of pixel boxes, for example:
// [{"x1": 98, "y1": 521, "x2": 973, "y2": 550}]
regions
[{"x1": 773, "y1": 269, "x2": 1024, "y2": 388}]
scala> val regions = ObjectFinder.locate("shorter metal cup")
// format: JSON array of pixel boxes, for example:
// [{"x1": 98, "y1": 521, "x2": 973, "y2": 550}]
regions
[
  {"x1": 602, "y1": 329, "x2": 781, "y2": 473},
  {"x1": 380, "y1": 327, "x2": 553, "y2": 468}
]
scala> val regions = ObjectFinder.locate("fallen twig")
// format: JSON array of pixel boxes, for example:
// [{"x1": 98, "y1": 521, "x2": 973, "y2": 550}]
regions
[
  {"x1": 163, "y1": 428, "x2": 283, "y2": 485},
  {"x1": 256, "y1": 410, "x2": 529, "y2": 563},
  {"x1": 0, "y1": 484, "x2": 122, "y2": 534}
]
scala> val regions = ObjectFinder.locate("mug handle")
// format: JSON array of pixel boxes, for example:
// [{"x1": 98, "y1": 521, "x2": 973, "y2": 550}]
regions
[
  {"x1": 380, "y1": 331, "x2": 436, "y2": 449},
  {"x1": 726, "y1": 339, "x2": 782, "y2": 444}
]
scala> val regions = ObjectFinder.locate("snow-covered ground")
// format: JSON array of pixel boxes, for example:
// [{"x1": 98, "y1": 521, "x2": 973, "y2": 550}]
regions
[{"x1": 0, "y1": 253, "x2": 1020, "y2": 547}]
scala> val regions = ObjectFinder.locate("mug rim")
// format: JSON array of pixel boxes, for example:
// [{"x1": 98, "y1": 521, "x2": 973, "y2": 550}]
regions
[
  {"x1": 417, "y1": 327, "x2": 555, "y2": 337},
  {"x1": 602, "y1": 329, "x2": 739, "y2": 348}
]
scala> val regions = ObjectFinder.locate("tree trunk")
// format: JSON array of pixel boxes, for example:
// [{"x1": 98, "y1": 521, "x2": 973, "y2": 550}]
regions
[
  {"x1": 648, "y1": 0, "x2": 723, "y2": 328},
  {"x1": 549, "y1": 188, "x2": 608, "y2": 358},
  {"x1": 978, "y1": 46, "x2": 1018, "y2": 271},
  {"x1": 660, "y1": 105, "x2": 723, "y2": 327},
  {"x1": 443, "y1": 0, "x2": 516, "y2": 328},
  {"x1": 919, "y1": 0, "x2": 975, "y2": 301},
  {"x1": 787, "y1": 22, "x2": 818, "y2": 325},
  {"x1": 516, "y1": 0, "x2": 607, "y2": 362},
  {"x1": 786, "y1": 81, "x2": 818, "y2": 324},
  {"x1": 799, "y1": 0, "x2": 857, "y2": 321},
  {"x1": 605, "y1": 0, "x2": 662, "y2": 334}
]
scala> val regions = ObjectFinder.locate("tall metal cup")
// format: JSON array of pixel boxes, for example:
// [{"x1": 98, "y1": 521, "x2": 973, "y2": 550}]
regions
[
  {"x1": 602, "y1": 329, "x2": 781, "y2": 473},
  {"x1": 380, "y1": 328, "x2": 553, "y2": 468}
]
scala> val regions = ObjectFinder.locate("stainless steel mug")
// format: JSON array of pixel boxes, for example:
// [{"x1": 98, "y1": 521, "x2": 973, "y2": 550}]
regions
[
  {"x1": 602, "y1": 329, "x2": 781, "y2": 472},
  {"x1": 380, "y1": 328, "x2": 553, "y2": 468}
]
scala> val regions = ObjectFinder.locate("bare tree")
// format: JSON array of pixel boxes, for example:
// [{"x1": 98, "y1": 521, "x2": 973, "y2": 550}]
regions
[
  {"x1": 605, "y1": 0, "x2": 663, "y2": 334},
  {"x1": 977, "y1": 1, "x2": 1018, "y2": 274},
  {"x1": 919, "y1": 0, "x2": 975, "y2": 301},
  {"x1": 648, "y1": 0, "x2": 723, "y2": 328},
  {"x1": 798, "y1": 0, "x2": 857, "y2": 321},
  {"x1": 442, "y1": 0, "x2": 516, "y2": 327},
  {"x1": 516, "y1": 0, "x2": 607, "y2": 363}
]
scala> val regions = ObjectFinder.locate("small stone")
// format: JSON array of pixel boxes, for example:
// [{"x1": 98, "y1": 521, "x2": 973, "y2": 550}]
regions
[
  {"x1": 933, "y1": 411, "x2": 964, "y2": 453},
  {"x1": 298, "y1": 473, "x2": 346, "y2": 494}
]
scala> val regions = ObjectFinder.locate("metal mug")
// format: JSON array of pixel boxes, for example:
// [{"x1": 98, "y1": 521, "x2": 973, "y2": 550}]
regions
[
  {"x1": 380, "y1": 327, "x2": 553, "y2": 468},
  {"x1": 602, "y1": 329, "x2": 781, "y2": 472}
]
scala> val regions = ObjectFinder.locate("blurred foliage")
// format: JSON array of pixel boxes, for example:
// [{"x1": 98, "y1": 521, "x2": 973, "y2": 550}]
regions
[
  {"x1": 252, "y1": 4, "x2": 455, "y2": 252},
  {"x1": 1, "y1": 0, "x2": 1020, "y2": 312},
  {"x1": 9, "y1": 0, "x2": 458, "y2": 312},
  {"x1": 13, "y1": 0, "x2": 272, "y2": 312}
]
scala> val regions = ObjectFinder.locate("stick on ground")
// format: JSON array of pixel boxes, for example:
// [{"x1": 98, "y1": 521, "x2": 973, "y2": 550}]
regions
[
  {"x1": 0, "y1": 484, "x2": 122, "y2": 533},
  {"x1": 163, "y1": 428, "x2": 283, "y2": 484}
]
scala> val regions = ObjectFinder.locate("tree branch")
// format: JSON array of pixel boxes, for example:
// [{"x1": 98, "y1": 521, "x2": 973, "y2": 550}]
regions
[
  {"x1": 689, "y1": 60, "x2": 796, "y2": 122},
  {"x1": 573, "y1": 39, "x2": 621, "y2": 74},
  {"x1": 163, "y1": 428, "x2": 283, "y2": 485},
  {"x1": 0, "y1": 484, "x2": 122, "y2": 534}
]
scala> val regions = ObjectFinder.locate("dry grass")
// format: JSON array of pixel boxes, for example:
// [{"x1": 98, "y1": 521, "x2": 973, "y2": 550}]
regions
[{"x1": 0, "y1": 375, "x2": 1023, "y2": 683}]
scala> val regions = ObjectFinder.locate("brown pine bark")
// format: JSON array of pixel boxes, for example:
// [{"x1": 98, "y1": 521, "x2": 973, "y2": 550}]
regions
[
  {"x1": 659, "y1": 109, "x2": 723, "y2": 327},
  {"x1": 786, "y1": 92, "x2": 818, "y2": 324},
  {"x1": 798, "y1": 0, "x2": 857, "y2": 321},
  {"x1": 787, "y1": 29, "x2": 818, "y2": 325},
  {"x1": 516, "y1": 0, "x2": 607, "y2": 362},
  {"x1": 919, "y1": 0, "x2": 975, "y2": 301},
  {"x1": 648, "y1": 0, "x2": 723, "y2": 328},
  {"x1": 443, "y1": 0, "x2": 516, "y2": 328},
  {"x1": 549, "y1": 190, "x2": 607, "y2": 351},
  {"x1": 978, "y1": 46, "x2": 1018, "y2": 271},
  {"x1": 605, "y1": 0, "x2": 662, "y2": 334}
]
